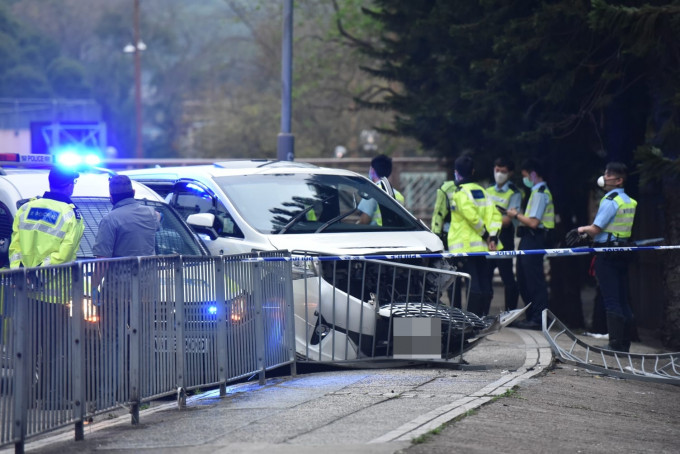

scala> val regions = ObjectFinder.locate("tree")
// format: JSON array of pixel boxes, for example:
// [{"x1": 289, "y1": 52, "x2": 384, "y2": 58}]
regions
[
  {"x1": 588, "y1": 0, "x2": 680, "y2": 348},
  {"x1": 357, "y1": 0, "x2": 680, "y2": 343},
  {"x1": 0, "y1": 1, "x2": 89, "y2": 98}
]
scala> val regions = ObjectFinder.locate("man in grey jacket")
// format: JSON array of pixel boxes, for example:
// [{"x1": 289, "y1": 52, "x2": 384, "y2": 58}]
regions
[{"x1": 93, "y1": 175, "x2": 159, "y2": 258}]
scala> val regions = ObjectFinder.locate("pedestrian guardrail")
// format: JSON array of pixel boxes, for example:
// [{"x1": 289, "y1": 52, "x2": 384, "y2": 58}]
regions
[
  {"x1": 286, "y1": 253, "x2": 484, "y2": 363},
  {"x1": 543, "y1": 310, "x2": 680, "y2": 385},
  {"x1": 0, "y1": 252, "x2": 295, "y2": 452}
]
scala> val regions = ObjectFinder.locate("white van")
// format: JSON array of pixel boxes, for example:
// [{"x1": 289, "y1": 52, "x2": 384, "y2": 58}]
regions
[
  {"x1": 123, "y1": 160, "x2": 444, "y2": 257},
  {"x1": 121, "y1": 161, "x2": 515, "y2": 362}
]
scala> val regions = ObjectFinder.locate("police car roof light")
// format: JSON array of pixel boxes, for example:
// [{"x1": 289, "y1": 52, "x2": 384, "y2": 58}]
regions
[
  {"x1": 54, "y1": 147, "x2": 102, "y2": 170},
  {"x1": 0, "y1": 153, "x2": 20, "y2": 162}
]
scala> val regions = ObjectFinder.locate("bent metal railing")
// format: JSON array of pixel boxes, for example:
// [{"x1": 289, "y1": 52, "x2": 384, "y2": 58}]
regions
[
  {"x1": 542, "y1": 310, "x2": 680, "y2": 385},
  {"x1": 0, "y1": 252, "x2": 296, "y2": 452}
]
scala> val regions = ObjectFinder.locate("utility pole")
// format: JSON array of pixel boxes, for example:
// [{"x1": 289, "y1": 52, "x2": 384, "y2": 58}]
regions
[
  {"x1": 277, "y1": 0, "x2": 294, "y2": 161},
  {"x1": 133, "y1": 0, "x2": 143, "y2": 160}
]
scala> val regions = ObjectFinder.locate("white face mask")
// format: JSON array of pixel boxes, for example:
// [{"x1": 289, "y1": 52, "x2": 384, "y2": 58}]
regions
[
  {"x1": 598, "y1": 175, "x2": 619, "y2": 189},
  {"x1": 494, "y1": 171, "x2": 508, "y2": 185}
]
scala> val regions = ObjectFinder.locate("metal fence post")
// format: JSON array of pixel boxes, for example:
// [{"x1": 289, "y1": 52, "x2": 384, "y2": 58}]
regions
[
  {"x1": 215, "y1": 257, "x2": 228, "y2": 396},
  {"x1": 252, "y1": 261, "x2": 266, "y2": 385},
  {"x1": 12, "y1": 269, "x2": 28, "y2": 453},
  {"x1": 70, "y1": 263, "x2": 86, "y2": 440},
  {"x1": 129, "y1": 259, "x2": 142, "y2": 424},
  {"x1": 174, "y1": 256, "x2": 186, "y2": 408},
  {"x1": 282, "y1": 258, "x2": 296, "y2": 376}
]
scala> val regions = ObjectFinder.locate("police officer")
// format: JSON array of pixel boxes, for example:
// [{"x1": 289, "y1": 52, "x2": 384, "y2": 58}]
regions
[
  {"x1": 485, "y1": 157, "x2": 523, "y2": 312},
  {"x1": 576, "y1": 162, "x2": 636, "y2": 352},
  {"x1": 438, "y1": 154, "x2": 501, "y2": 316},
  {"x1": 357, "y1": 154, "x2": 405, "y2": 225},
  {"x1": 506, "y1": 159, "x2": 554, "y2": 329},
  {"x1": 9, "y1": 167, "x2": 84, "y2": 268},
  {"x1": 431, "y1": 178, "x2": 456, "y2": 249},
  {"x1": 8, "y1": 167, "x2": 83, "y2": 406}
]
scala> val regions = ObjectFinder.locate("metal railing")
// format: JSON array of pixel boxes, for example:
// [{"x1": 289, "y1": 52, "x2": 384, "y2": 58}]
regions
[
  {"x1": 0, "y1": 252, "x2": 295, "y2": 451},
  {"x1": 542, "y1": 310, "x2": 680, "y2": 385},
  {"x1": 287, "y1": 254, "x2": 503, "y2": 364}
]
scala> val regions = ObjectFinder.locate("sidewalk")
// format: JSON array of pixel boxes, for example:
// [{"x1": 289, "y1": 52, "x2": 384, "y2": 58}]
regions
[
  {"x1": 20, "y1": 326, "x2": 679, "y2": 454},
  {"x1": 20, "y1": 327, "x2": 550, "y2": 454}
]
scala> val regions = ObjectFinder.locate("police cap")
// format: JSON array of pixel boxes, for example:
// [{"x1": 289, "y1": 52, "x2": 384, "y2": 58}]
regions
[{"x1": 48, "y1": 167, "x2": 80, "y2": 187}]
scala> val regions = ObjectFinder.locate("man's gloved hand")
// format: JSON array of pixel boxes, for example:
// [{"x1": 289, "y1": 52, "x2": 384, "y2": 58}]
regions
[{"x1": 565, "y1": 228, "x2": 590, "y2": 247}]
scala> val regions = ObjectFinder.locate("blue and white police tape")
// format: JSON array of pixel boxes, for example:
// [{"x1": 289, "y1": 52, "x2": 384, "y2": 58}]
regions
[{"x1": 239, "y1": 242, "x2": 680, "y2": 263}]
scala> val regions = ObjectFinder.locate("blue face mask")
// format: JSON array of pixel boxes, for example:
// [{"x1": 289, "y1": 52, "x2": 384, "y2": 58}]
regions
[{"x1": 522, "y1": 176, "x2": 534, "y2": 189}]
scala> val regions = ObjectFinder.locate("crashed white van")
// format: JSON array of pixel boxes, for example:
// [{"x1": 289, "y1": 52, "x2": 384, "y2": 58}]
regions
[{"x1": 122, "y1": 161, "x2": 511, "y2": 361}]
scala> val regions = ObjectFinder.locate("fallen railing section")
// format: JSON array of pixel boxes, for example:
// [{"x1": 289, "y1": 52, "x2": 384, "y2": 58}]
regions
[{"x1": 542, "y1": 310, "x2": 680, "y2": 385}]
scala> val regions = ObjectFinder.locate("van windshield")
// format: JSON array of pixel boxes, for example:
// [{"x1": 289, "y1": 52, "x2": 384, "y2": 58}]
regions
[{"x1": 213, "y1": 174, "x2": 424, "y2": 234}]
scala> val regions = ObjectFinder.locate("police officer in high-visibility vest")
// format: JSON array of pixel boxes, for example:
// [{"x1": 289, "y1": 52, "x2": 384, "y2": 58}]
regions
[
  {"x1": 8, "y1": 167, "x2": 83, "y2": 405},
  {"x1": 506, "y1": 159, "x2": 554, "y2": 329},
  {"x1": 357, "y1": 154, "x2": 405, "y2": 225},
  {"x1": 9, "y1": 167, "x2": 84, "y2": 269},
  {"x1": 576, "y1": 162, "x2": 636, "y2": 352},
  {"x1": 431, "y1": 180, "x2": 456, "y2": 249},
  {"x1": 442, "y1": 154, "x2": 501, "y2": 316},
  {"x1": 485, "y1": 157, "x2": 523, "y2": 312}
]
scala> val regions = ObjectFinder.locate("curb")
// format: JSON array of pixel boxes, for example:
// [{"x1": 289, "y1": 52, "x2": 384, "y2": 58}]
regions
[{"x1": 369, "y1": 328, "x2": 553, "y2": 443}]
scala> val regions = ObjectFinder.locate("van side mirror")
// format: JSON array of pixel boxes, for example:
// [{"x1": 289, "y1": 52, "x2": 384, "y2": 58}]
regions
[{"x1": 186, "y1": 213, "x2": 218, "y2": 240}]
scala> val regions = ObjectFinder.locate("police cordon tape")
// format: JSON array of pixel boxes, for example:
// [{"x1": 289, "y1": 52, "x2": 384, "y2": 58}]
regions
[{"x1": 240, "y1": 242, "x2": 678, "y2": 263}]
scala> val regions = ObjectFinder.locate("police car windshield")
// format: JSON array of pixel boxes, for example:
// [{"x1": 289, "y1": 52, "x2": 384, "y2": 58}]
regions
[{"x1": 213, "y1": 174, "x2": 423, "y2": 234}]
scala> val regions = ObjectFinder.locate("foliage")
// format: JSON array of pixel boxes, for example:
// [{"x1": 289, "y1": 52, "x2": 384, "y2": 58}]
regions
[
  {"x1": 5, "y1": 0, "x2": 418, "y2": 159},
  {"x1": 0, "y1": 1, "x2": 89, "y2": 98},
  {"x1": 356, "y1": 0, "x2": 680, "y2": 345}
]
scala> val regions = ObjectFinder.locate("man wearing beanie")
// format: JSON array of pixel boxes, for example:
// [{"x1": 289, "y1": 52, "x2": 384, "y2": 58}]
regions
[{"x1": 92, "y1": 175, "x2": 159, "y2": 258}]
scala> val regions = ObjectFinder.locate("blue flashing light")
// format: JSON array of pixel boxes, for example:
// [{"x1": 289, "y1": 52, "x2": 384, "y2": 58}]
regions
[
  {"x1": 53, "y1": 146, "x2": 102, "y2": 170},
  {"x1": 55, "y1": 149, "x2": 81, "y2": 167},
  {"x1": 84, "y1": 153, "x2": 102, "y2": 166},
  {"x1": 208, "y1": 305, "x2": 218, "y2": 315}
]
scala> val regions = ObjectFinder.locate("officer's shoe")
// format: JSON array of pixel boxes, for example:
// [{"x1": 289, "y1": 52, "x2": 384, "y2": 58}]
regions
[{"x1": 510, "y1": 319, "x2": 542, "y2": 331}]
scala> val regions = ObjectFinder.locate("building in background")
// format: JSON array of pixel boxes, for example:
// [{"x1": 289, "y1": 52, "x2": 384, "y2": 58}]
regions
[{"x1": 0, "y1": 98, "x2": 106, "y2": 163}]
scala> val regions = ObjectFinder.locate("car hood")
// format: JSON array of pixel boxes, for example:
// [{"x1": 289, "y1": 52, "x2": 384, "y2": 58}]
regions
[{"x1": 264, "y1": 231, "x2": 444, "y2": 256}]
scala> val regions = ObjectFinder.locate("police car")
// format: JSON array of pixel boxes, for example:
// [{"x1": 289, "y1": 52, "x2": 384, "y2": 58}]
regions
[
  {"x1": 0, "y1": 171, "x2": 208, "y2": 261},
  {"x1": 121, "y1": 161, "x2": 515, "y2": 361},
  {"x1": 0, "y1": 162, "x2": 223, "y2": 384}
]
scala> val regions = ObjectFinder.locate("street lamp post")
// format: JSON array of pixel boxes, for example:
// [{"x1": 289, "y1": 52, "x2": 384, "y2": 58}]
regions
[
  {"x1": 277, "y1": 0, "x2": 294, "y2": 161},
  {"x1": 133, "y1": 0, "x2": 143, "y2": 160}
]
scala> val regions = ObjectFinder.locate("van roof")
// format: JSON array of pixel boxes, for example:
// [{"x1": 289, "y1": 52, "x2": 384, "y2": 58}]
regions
[{"x1": 122, "y1": 160, "x2": 358, "y2": 181}]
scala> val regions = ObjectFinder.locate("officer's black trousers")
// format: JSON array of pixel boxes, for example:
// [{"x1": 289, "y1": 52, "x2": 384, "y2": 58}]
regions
[
  {"x1": 516, "y1": 231, "x2": 548, "y2": 324},
  {"x1": 593, "y1": 252, "x2": 633, "y2": 321},
  {"x1": 486, "y1": 257, "x2": 519, "y2": 312}
]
